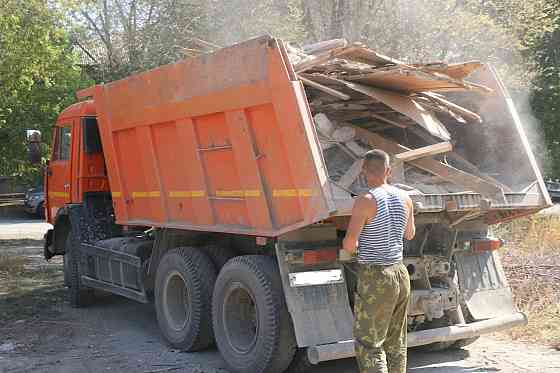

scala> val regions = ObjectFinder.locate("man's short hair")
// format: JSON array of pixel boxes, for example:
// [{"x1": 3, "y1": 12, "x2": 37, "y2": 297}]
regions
[{"x1": 363, "y1": 149, "x2": 390, "y2": 174}]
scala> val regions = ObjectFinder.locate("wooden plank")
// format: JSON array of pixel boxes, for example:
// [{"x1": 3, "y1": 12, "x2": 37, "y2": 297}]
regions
[
  {"x1": 303, "y1": 39, "x2": 348, "y2": 55},
  {"x1": 421, "y1": 92, "x2": 482, "y2": 123},
  {"x1": 394, "y1": 142, "x2": 452, "y2": 162},
  {"x1": 418, "y1": 61, "x2": 483, "y2": 80},
  {"x1": 324, "y1": 79, "x2": 451, "y2": 140},
  {"x1": 298, "y1": 75, "x2": 351, "y2": 101},
  {"x1": 350, "y1": 126, "x2": 505, "y2": 200},
  {"x1": 368, "y1": 112, "x2": 408, "y2": 129},
  {"x1": 293, "y1": 46, "x2": 359, "y2": 73},
  {"x1": 406, "y1": 126, "x2": 514, "y2": 193}
]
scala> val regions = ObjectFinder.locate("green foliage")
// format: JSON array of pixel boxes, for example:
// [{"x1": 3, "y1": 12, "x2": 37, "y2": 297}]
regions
[
  {"x1": 0, "y1": 0, "x2": 92, "y2": 184},
  {"x1": 67, "y1": 0, "x2": 213, "y2": 82},
  {"x1": 530, "y1": 2, "x2": 560, "y2": 178}
]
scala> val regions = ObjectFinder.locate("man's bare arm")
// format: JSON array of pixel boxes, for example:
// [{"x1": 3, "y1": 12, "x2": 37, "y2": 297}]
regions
[
  {"x1": 343, "y1": 195, "x2": 376, "y2": 254},
  {"x1": 404, "y1": 196, "x2": 416, "y2": 240}
]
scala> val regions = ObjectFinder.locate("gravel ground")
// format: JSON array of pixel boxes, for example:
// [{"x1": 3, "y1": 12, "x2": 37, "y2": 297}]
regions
[{"x1": 2, "y1": 217, "x2": 560, "y2": 373}]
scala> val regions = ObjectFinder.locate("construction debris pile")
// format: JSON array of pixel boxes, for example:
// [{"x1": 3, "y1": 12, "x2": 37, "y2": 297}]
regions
[{"x1": 286, "y1": 39, "x2": 518, "y2": 204}]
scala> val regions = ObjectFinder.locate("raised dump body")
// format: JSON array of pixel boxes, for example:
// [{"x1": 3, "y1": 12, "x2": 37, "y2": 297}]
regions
[
  {"x1": 76, "y1": 35, "x2": 549, "y2": 237},
  {"x1": 41, "y1": 35, "x2": 551, "y2": 373},
  {"x1": 77, "y1": 36, "x2": 333, "y2": 236}
]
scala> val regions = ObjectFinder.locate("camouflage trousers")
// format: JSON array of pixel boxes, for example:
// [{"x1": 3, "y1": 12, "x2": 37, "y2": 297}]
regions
[{"x1": 353, "y1": 262, "x2": 410, "y2": 373}]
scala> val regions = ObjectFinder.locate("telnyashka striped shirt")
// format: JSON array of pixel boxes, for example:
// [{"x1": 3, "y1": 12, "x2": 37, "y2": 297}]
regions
[{"x1": 357, "y1": 185, "x2": 407, "y2": 265}]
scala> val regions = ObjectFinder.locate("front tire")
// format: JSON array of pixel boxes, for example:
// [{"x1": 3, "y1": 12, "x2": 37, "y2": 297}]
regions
[
  {"x1": 212, "y1": 255, "x2": 296, "y2": 373},
  {"x1": 155, "y1": 247, "x2": 216, "y2": 351},
  {"x1": 65, "y1": 233, "x2": 94, "y2": 307}
]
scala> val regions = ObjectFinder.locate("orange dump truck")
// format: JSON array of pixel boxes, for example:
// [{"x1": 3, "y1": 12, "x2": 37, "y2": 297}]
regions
[{"x1": 36, "y1": 36, "x2": 550, "y2": 372}]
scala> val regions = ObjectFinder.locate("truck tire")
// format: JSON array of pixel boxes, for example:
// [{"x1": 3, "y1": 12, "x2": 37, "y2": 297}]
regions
[
  {"x1": 155, "y1": 247, "x2": 216, "y2": 351},
  {"x1": 203, "y1": 244, "x2": 236, "y2": 272},
  {"x1": 65, "y1": 233, "x2": 94, "y2": 307},
  {"x1": 213, "y1": 255, "x2": 296, "y2": 373}
]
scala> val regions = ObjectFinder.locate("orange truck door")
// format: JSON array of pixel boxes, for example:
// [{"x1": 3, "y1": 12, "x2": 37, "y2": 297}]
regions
[{"x1": 46, "y1": 123, "x2": 73, "y2": 221}]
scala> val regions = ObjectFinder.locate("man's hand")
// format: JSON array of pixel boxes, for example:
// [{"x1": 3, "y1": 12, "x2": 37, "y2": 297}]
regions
[{"x1": 343, "y1": 193, "x2": 377, "y2": 254}]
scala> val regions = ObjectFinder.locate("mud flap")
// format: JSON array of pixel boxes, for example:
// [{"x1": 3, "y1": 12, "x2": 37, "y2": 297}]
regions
[
  {"x1": 455, "y1": 250, "x2": 516, "y2": 320},
  {"x1": 276, "y1": 227, "x2": 354, "y2": 348}
]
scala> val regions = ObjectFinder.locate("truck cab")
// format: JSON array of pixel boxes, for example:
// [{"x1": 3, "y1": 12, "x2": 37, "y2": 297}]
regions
[{"x1": 44, "y1": 101, "x2": 109, "y2": 258}]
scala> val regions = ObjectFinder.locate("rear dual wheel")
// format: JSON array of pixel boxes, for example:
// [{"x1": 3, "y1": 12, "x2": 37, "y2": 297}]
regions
[
  {"x1": 155, "y1": 247, "x2": 216, "y2": 351},
  {"x1": 155, "y1": 251, "x2": 301, "y2": 372},
  {"x1": 213, "y1": 255, "x2": 297, "y2": 373}
]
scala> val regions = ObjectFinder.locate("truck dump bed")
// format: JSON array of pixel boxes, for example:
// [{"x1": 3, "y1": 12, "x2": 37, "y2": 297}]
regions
[{"x1": 79, "y1": 35, "x2": 550, "y2": 236}]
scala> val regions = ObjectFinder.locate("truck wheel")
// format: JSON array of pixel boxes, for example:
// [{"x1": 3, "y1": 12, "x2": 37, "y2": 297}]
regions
[
  {"x1": 155, "y1": 247, "x2": 216, "y2": 351},
  {"x1": 203, "y1": 244, "x2": 236, "y2": 272},
  {"x1": 213, "y1": 255, "x2": 296, "y2": 373},
  {"x1": 66, "y1": 233, "x2": 94, "y2": 307}
]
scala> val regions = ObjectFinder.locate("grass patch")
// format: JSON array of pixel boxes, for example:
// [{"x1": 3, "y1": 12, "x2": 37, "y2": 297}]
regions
[
  {"x1": 0, "y1": 255, "x2": 26, "y2": 275},
  {"x1": 493, "y1": 214, "x2": 560, "y2": 255},
  {"x1": 0, "y1": 253, "x2": 65, "y2": 326},
  {"x1": 493, "y1": 215, "x2": 560, "y2": 348}
]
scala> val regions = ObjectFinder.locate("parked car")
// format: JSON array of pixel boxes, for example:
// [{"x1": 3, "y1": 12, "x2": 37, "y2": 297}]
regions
[
  {"x1": 24, "y1": 186, "x2": 45, "y2": 218},
  {"x1": 545, "y1": 180, "x2": 560, "y2": 202}
]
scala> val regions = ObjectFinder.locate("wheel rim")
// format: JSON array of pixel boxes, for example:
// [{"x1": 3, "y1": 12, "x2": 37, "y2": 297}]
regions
[
  {"x1": 223, "y1": 281, "x2": 259, "y2": 354},
  {"x1": 163, "y1": 270, "x2": 191, "y2": 331}
]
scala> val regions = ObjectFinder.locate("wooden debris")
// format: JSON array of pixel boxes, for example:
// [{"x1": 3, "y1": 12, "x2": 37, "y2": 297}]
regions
[
  {"x1": 287, "y1": 39, "x2": 518, "y2": 205},
  {"x1": 299, "y1": 75, "x2": 351, "y2": 101},
  {"x1": 368, "y1": 112, "x2": 408, "y2": 129},
  {"x1": 394, "y1": 142, "x2": 452, "y2": 162},
  {"x1": 293, "y1": 46, "x2": 359, "y2": 73},
  {"x1": 350, "y1": 126, "x2": 505, "y2": 200},
  {"x1": 343, "y1": 83, "x2": 451, "y2": 140},
  {"x1": 420, "y1": 92, "x2": 482, "y2": 123},
  {"x1": 303, "y1": 39, "x2": 348, "y2": 55},
  {"x1": 415, "y1": 61, "x2": 483, "y2": 80}
]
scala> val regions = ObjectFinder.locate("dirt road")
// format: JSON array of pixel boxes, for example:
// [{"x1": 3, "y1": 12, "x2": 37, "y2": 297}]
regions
[{"x1": 2, "y1": 217, "x2": 560, "y2": 373}]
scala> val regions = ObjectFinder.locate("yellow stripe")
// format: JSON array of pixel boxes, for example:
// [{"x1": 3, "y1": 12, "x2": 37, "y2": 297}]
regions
[
  {"x1": 298, "y1": 189, "x2": 313, "y2": 197},
  {"x1": 273, "y1": 189, "x2": 313, "y2": 197},
  {"x1": 111, "y1": 192, "x2": 122, "y2": 198},
  {"x1": 168, "y1": 190, "x2": 206, "y2": 198},
  {"x1": 132, "y1": 191, "x2": 160, "y2": 198},
  {"x1": 244, "y1": 190, "x2": 261, "y2": 197},
  {"x1": 215, "y1": 190, "x2": 261, "y2": 198},
  {"x1": 49, "y1": 191, "x2": 69, "y2": 198}
]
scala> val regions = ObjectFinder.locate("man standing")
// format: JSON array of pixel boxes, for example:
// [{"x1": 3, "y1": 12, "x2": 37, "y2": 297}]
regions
[{"x1": 343, "y1": 149, "x2": 415, "y2": 373}]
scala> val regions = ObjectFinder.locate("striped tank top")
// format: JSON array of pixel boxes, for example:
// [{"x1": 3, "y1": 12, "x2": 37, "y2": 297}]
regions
[{"x1": 357, "y1": 185, "x2": 407, "y2": 265}]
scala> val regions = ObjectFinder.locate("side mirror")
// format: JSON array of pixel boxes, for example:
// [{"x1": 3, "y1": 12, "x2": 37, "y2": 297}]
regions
[{"x1": 26, "y1": 130, "x2": 42, "y2": 165}]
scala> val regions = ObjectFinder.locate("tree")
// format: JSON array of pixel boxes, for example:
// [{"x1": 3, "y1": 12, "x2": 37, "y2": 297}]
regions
[
  {"x1": 530, "y1": 2, "x2": 560, "y2": 177},
  {"x1": 297, "y1": 0, "x2": 551, "y2": 89},
  {"x1": 0, "y1": 0, "x2": 91, "y2": 183},
  {"x1": 68, "y1": 0, "x2": 212, "y2": 82}
]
